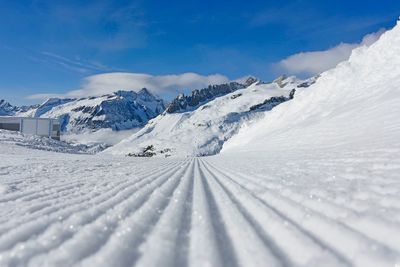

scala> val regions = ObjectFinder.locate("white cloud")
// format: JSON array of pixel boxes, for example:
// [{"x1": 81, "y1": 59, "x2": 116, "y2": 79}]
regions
[
  {"x1": 28, "y1": 72, "x2": 230, "y2": 100},
  {"x1": 276, "y1": 29, "x2": 386, "y2": 76}
]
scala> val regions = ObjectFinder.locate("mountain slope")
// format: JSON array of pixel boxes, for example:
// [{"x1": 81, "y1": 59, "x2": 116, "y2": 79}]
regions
[
  {"x1": 223, "y1": 21, "x2": 400, "y2": 154},
  {"x1": 17, "y1": 89, "x2": 165, "y2": 133},
  {"x1": 106, "y1": 76, "x2": 310, "y2": 157},
  {"x1": 0, "y1": 100, "x2": 17, "y2": 116}
]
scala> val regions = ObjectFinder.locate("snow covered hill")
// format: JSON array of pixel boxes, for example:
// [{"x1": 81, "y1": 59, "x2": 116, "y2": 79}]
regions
[
  {"x1": 223, "y1": 20, "x2": 400, "y2": 155},
  {"x1": 17, "y1": 89, "x2": 165, "y2": 133},
  {"x1": 106, "y1": 76, "x2": 310, "y2": 157}
]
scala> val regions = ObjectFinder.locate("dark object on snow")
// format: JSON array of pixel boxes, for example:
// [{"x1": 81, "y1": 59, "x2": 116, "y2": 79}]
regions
[
  {"x1": 249, "y1": 89, "x2": 296, "y2": 112},
  {"x1": 289, "y1": 89, "x2": 296, "y2": 99},
  {"x1": 230, "y1": 93, "x2": 242, "y2": 99},
  {"x1": 127, "y1": 145, "x2": 156, "y2": 157},
  {"x1": 127, "y1": 145, "x2": 172, "y2": 158}
]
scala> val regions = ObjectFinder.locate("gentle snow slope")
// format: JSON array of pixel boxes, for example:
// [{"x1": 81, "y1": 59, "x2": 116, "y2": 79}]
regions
[
  {"x1": 106, "y1": 77, "x2": 301, "y2": 157},
  {"x1": 224, "y1": 21, "x2": 400, "y2": 154}
]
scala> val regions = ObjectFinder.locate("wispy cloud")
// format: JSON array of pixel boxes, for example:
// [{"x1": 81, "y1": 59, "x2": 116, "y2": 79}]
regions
[
  {"x1": 275, "y1": 28, "x2": 386, "y2": 76},
  {"x1": 40, "y1": 52, "x2": 115, "y2": 73},
  {"x1": 27, "y1": 72, "x2": 230, "y2": 100}
]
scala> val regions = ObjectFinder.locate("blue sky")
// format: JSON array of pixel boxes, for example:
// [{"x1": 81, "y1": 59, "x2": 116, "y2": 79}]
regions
[{"x1": 1, "y1": 0, "x2": 399, "y2": 105}]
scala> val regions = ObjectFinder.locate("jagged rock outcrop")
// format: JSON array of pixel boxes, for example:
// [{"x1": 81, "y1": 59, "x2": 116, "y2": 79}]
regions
[
  {"x1": 165, "y1": 82, "x2": 246, "y2": 113},
  {"x1": 249, "y1": 89, "x2": 295, "y2": 112}
]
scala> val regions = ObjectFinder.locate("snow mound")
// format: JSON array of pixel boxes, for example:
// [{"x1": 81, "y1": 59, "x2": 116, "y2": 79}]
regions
[
  {"x1": 106, "y1": 76, "x2": 306, "y2": 157},
  {"x1": 0, "y1": 130, "x2": 104, "y2": 154},
  {"x1": 223, "y1": 21, "x2": 400, "y2": 154}
]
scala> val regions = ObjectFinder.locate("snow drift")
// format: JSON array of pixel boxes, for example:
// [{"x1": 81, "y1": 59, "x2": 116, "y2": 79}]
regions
[{"x1": 223, "y1": 20, "x2": 400, "y2": 154}]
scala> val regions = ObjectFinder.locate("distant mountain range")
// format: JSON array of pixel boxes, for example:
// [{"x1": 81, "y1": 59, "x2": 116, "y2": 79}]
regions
[
  {"x1": 1, "y1": 89, "x2": 165, "y2": 133},
  {"x1": 106, "y1": 75, "x2": 317, "y2": 157},
  {"x1": 1, "y1": 75, "x2": 317, "y2": 157},
  {"x1": 1, "y1": 79, "x2": 259, "y2": 133}
]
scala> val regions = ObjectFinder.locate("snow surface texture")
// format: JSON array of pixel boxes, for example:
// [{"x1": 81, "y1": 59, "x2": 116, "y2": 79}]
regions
[
  {"x1": 0, "y1": 144, "x2": 399, "y2": 267},
  {"x1": 63, "y1": 128, "x2": 142, "y2": 146},
  {"x1": 106, "y1": 76, "x2": 303, "y2": 157},
  {"x1": 223, "y1": 20, "x2": 400, "y2": 155}
]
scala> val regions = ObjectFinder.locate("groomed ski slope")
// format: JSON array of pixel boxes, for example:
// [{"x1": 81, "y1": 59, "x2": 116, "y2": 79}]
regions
[{"x1": 0, "y1": 144, "x2": 399, "y2": 267}]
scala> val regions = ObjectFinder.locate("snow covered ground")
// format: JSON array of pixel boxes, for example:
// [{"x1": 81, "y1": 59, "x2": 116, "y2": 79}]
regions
[
  {"x1": 0, "y1": 143, "x2": 399, "y2": 267},
  {"x1": 62, "y1": 128, "x2": 142, "y2": 146}
]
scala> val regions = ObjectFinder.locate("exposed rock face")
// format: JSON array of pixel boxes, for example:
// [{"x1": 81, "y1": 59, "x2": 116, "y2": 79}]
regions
[
  {"x1": 249, "y1": 91, "x2": 295, "y2": 112},
  {"x1": 273, "y1": 75, "x2": 288, "y2": 88},
  {"x1": 243, "y1": 77, "x2": 258, "y2": 87},
  {"x1": 165, "y1": 82, "x2": 245, "y2": 113},
  {"x1": 297, "y1": 75, "x2": 320, "y2": 88}
]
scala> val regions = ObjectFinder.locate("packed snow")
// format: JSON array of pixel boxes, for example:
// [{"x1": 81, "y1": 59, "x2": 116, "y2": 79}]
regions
[
  {"x1": 0, "y1": 19, "x2": 400, "y2": 267},
  {"x1": 0, "y1": 141, "x2": 399, "y2": 267}
]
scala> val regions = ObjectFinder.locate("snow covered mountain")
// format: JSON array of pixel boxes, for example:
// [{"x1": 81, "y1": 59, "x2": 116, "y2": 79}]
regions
[
  {"x1": 223, "y1": 20, "x2": 400, "y2": 154},
  {"x1": 17, "y1": 89, "x2": 166, "y2": 133},
  {"x1": 0, "y1": 100, "x2": 17, "y2": 116},
  {"x1": 106, "y1": 76, "x2": 312, "y2": 157}
]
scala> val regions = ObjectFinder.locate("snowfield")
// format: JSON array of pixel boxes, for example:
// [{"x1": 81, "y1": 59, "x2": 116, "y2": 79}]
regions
[
  {"x1": 1, "y1": 18, "x2": 400, "y2": 267},
  {"x1": 0, "y1": 144, "x2": 399, "y2": 267}
]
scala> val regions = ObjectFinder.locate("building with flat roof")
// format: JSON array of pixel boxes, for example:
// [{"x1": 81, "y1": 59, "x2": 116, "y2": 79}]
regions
[{"x1": 0, "y1": 116, "x2": 60, "y2": 140}]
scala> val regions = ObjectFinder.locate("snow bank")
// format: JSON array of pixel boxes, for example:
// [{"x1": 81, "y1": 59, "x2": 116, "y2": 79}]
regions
[{"x1": 223, "y1": 21, "x2": 400, "y2": 154}]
